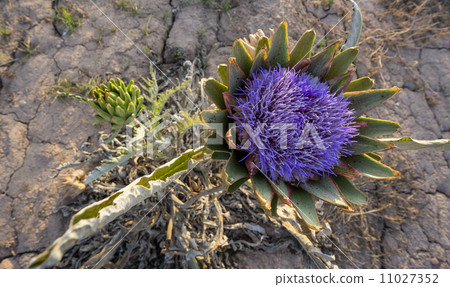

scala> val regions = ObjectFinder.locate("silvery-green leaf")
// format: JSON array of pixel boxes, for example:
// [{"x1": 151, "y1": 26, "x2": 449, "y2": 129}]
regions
[
  {"x1": 28, "y1": 147, "x2": 207, "y2": 269},
  {"x1": 217, "y1": 64, "x2": 228, "y2": 84},
  {"x1": 227, "y1": 57, "x2": 246, "y2": 97},
  {"x1": 350, "y1": 135, "x2": 394, "y2": 154},
  {"x1": 225, "y1": 150, "x2": 250, "y2": 185},
  {"x1": 289, "y1": 29, "x2": 316, "y2": 68},
  {"x1": 344, "y1": 154, "x2": 400, "y2": 179},
  {"x1": 355, "y1": 117, "x2": 400, "y2": 137},
  {"x1": 300, "y1": 176, "x2": 352, "y2": 210},
  {"x1": 251, "y1": 172, "x2": 274, "y2": 211},
  {"x1": 289, "y1": 185, "x2": 321, "y2": 230},
  {"x1": 343, "y1": 87, "x2": 401, "y2": 117},
  {"x1": 231, "y1": 39, "x2": 253, "y2": 76},
  {"x1": 379, "y1": 137, "x2": 450, "y2": 151},
  {"x1": 267, "y1": 21, "x2": 289, "y2": 68},
  {"x1": 332, "y1": 175, "x2": 368, "y2": 205},
  {"x1": 325, "y1": 47, "x2": 358, "y2": 80},
  {"x1": 203, "y1": 78, "x2": 227, "y2": 110},
  {"x1": 344, "y1": 77, "x2": 374, "y2": 92},
  {"x1": 343, "y1": 0, "x2": 362, "y2": 50},
  {"x1": 212, "y1": 151, "x2": 231, "y2": 161},
  {"x1": 85, "y1": 148, "x2": 140, "y2": 184}
]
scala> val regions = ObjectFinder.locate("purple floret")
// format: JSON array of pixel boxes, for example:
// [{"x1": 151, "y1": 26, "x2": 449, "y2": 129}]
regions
[{"x1": 231, "y1": 66, "x2": 358, "y2": 183}]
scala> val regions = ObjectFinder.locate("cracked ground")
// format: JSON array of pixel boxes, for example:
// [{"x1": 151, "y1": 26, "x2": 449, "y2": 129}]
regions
[{"x1": 0, "y1": 0, "x2": 449, "y2": 268}]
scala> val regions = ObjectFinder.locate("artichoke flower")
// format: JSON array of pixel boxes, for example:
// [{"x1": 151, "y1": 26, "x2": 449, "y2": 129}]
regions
[
  {"x1": 89, "y1": 78, "x2": 144, "y2": 131},
  {"x1": 200, "y1": 21, "x2": 403, "y2": 230}
]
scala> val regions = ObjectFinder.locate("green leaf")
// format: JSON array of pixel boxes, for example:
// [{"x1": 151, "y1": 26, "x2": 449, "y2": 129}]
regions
[
  {"x1": 228, "y1": 177, "x2": 250, "y2": 193},
  {"x1": 344, "y1": 77, "x2": 374, "y2": 92},
  {"x1": 203, "y1": 78, "x2": 227, "y2": 110},
  {"x1": 333, "y1": 160, "x2": 360, "y2": 178},
  {"x1": 300, "y1": 176, "x2": 351, "y2": 210},
  {"x1": 350, "y1": 135, "x2": 394, "y2": 154},
  {"x1": 328, "y1": 72, "x2": 352, "y2": 94},
  {"x1": 255, "y1": 36, "x2": 270, "y2": 56},
  {"x1": 289, "y1": 185, "x2": 321, "y2": 230},
  {"x1": 231, "y1": 39, "x2": 253, "y2": 76},
  {"x1": 227, "y1": 57, "x2": 246, "y2": 97},
  {"x1": 242, "y1": 40, "x2": 256, "y2": 58},
  {"x1": 85, "y1": 147, "x2": 140, "y2": 184},
  {"x1": 325, "y1": 47, "x2": 358, "y2": 80},
  {"x1": 379, "y1": 137, "x2": 450, "y2": 151},
  {"x1": 367, "y1": 152, "x2": 382, "y2": 161},
  {"x1": 332, "y1": 175, "x2": 368, "y2": 205},
  {"x1": 251, "y1": 172, "x2": 275, "y2": 210},
  {"x1": 307, "y1": 40, "x2": 342, "y2": 79},
  {"x1": 343, "y1": 154, "x2": 400, "y2": 179},
  {"x1": 249, "y1": 47, "x2": 269, "y2": 76},
  {"x1": 290, "y1": 29, "x2": 316, "y2": 68},
  {"x1": 355, "y1": 117, "x2": 400, "y2": 137},
  {"x1": 343, "y1": 87, "x2": 401, "y2": 117},
  {"x1": 225, "y1": 150, "x2": 250, "y2": 185},
  {"x1": 217, "y1": 64, "x2": 228, "y2": 84},
  {"x1": 270, "y1": 194, "x2": 279, "y2": 217},
  {"x1": 343, "y1": 0, "x2": 363, "y2": 50},
  {"x1": 206, "y1": 134, "x2": 231, "y2": 153},
  {"x1": 28, "y1": 147, "x2": 207, "y2": 268},
  {"x1": 200, "y1": 110, "x2": 230, "y2": 138},
  {"x1": 140, "y1": 147, "x2": 207, "y2": 184},
  {"x1": 268, "y1": 179, "x2": 291, "y2": 205},
  {"x1": 267, "y1": 21, "x2": 289, "y2": 68},
  {"x1": 212, "y1": 151, "x2": 231, "y2": 161}
]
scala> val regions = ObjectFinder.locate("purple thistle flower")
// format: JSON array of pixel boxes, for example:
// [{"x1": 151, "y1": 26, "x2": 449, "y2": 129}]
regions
[{"x1": 230, "y1": 66, "x2": 359, "y2": 183}]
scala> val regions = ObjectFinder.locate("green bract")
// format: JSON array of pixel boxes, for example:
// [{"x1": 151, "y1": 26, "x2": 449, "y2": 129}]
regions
[{"x1": 89, "y1": 78, "x2": 144, "y2": 131}]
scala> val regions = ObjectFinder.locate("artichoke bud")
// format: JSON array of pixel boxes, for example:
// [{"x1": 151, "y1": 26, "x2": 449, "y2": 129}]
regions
[{"x1": 90, "y1": 78, "x2": 145, "y2": 130}]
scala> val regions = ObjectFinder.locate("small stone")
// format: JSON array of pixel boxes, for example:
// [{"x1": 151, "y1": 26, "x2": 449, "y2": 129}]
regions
[{"x1": 430, "y1": 258, "x2": 439, "y2": 266}]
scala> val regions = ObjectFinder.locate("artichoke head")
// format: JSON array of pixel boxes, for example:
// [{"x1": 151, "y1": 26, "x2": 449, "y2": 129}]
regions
[
  {"x1": 201, "y1": 21, "x2": 402, "y2": 230},
  {"x1": 89, "y1": 78, "x2": 144, "y2": 131}
]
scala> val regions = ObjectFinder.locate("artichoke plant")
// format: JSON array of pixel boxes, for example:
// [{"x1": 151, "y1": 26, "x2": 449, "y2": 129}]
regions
[
  {"x1": 200, "y1": 20, "x2": 427, "y2": 230},
  {"x1": 28, "y1": 4, "x2": 450, "y2": 269},
  {"x1": 89, "y1": 78, "x2": 144, "y2": 131}
]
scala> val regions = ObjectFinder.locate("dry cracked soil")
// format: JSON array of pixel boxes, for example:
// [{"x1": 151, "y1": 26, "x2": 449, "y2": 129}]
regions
[{"x1": 0, "y1": 0, "x2": 449, "y2": 268}]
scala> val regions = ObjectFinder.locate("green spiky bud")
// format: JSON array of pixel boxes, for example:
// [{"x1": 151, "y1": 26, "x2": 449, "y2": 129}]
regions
[{"x1": 89, "y1": 78, "x2": 144, "y2": 131}]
